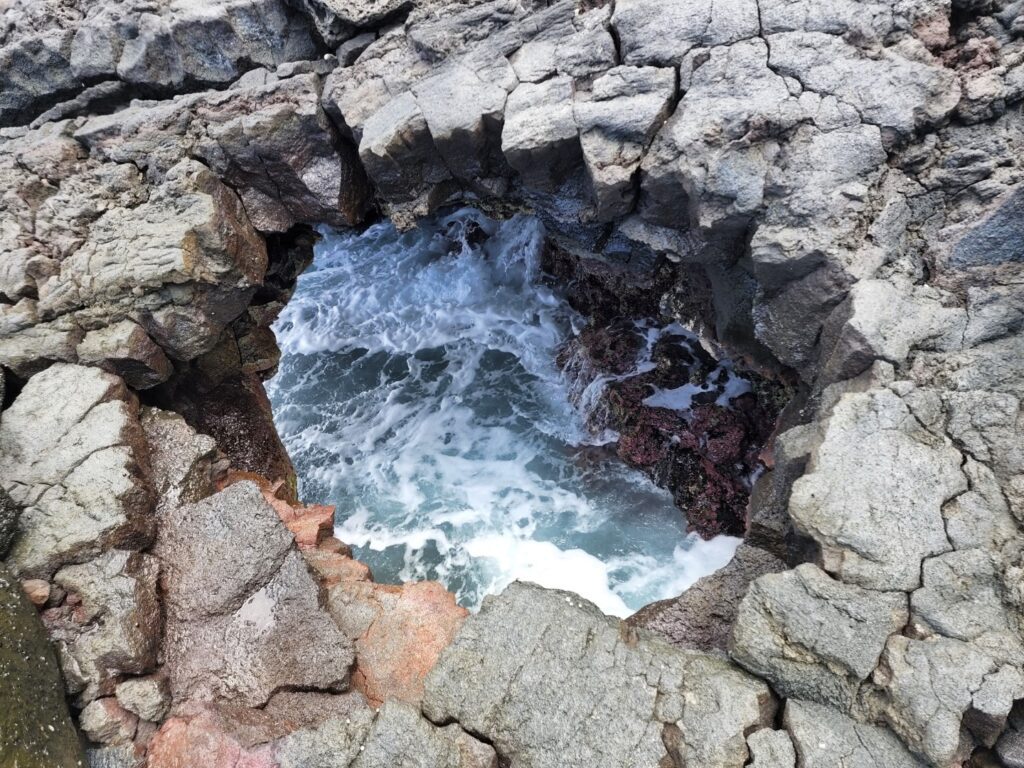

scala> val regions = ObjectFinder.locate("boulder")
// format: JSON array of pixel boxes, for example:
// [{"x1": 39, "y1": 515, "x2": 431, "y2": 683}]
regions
[
  {"x1": 79, "y1": 698, "x2": 138, "y2": 746},
  {"x1": 865, "y1": 635, "x2": 1024, "y2": 765},
  {"x1": 0, "y1": 563, "x2": 85, "y2": 768},
  {"x1": 423, "y1": 581, "x2": 775, "y2": 768},
  {"x1": 502, "y1": 76, "x2": 582, "y2": 192},
  {"x1": 0, "y1": 364, "x2": 154, "y2": 579},
  {"x1": 139, "y1": 408, "x2": 219, "y2": 515},
  {"x1": 47, "y1": 550, "x2": 162, "y2": 704},
  {"x1": 154, "y1": 482, "x2": 353, "y2": 707},
  {"x1": 116, "y1": 675, "x2": 171, "y2": 723},
  {"x1": 730, "y1": 564, "x2": 908, "y2": 709},
  {"x1": 747, "y1": 729, "x2": 796, "y2": 768},
  {"x1": 327, "y1": 579, "x2": 467, "y2": 706},
  {"x1": 76, "y1": 320, "x2": 174, "y2": 390}
]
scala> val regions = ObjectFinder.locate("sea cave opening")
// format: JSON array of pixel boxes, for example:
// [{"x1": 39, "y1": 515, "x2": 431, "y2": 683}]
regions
[{"x1": 266, "y1": 208, "x2": 773, "y2": 617}]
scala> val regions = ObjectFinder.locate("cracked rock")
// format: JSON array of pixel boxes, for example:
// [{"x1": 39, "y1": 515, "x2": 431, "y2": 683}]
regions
[
  {"x1": 423, "y1": 581, "x2": 775, "y2": 768},
  {"x1": 730, "y1": 563, "x2": 908, "y2": 710}
]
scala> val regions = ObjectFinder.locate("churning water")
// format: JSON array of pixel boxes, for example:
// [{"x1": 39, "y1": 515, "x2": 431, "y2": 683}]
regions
[{"x1": 267, "y1": 209, "x2": 738, "y2": 617}]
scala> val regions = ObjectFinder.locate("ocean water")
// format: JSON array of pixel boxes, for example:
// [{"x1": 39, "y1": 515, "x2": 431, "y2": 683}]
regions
[{"x1": 266, "y1": 209, "x2": 739, "y2": 617}]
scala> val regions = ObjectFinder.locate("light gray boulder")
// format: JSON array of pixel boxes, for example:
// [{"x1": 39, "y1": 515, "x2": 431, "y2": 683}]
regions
[
  {"x1": 423, "y1": 581, "x2": 775, "y2": 768},
  {"x1": 0, "y1": 364, "x2": 153, "y2": 578},
  {"x1": 354, "y1": 701, "x2": 497, "y2": 768},
  {"x1": 747, "y1": 729, "x2": 796, "y2": 768},
  {"x1": 116, "y1": 675, "x2": 171, "y2": 723},
  {"x1": 730, "y1": 564, "x2": 908, "y2": 710},
  {"x1": 788, "y1": 387, "x2": 966, "y2": 591},
  {"x1": 139, "y1": 407, "x2": 219, "y2": 515},
  {"x1": 76, "y1": 319, "x2": 174, "y2": 390},
  {"x1": 502, "y1": 77, "x2": 582, "y2": 192},
  {"x1": 612, "y1": 0, "x2": 759, "y2": 66},
  {"x1": 766, "y1": 32, "x2": 960, "y2": 144},
  {"x1": 865, "y1": 635, "x2": 1024, "y2": 765},
  {"x1": 783, "y1": 699, "x2": 926, "y2": 768}
]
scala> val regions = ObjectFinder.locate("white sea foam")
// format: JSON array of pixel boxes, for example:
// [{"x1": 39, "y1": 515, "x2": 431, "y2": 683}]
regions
[{"x1": 267, "y1": 209, "x2": 738, "y2": 616}]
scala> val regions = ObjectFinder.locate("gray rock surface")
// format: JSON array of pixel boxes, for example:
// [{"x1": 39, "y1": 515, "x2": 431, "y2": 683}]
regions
[
  {"x1": 424, "y1": 581, "x2": 775, "y2": 768},
  {"x1": 0, "y1": 364, "x2": 153, "y2": 578},
  {"x1": 784, "y1": 699, "x2": 926, "y2": 768},
  {"x1": 747, "y1": 729, "x2": 796, "y2": 768},
  {"x1": 154, "y1": 481, "x2": 354, "y2": 707},
  {"x1": 731, "y1": 564, "x2": 908, "y2": 710}
]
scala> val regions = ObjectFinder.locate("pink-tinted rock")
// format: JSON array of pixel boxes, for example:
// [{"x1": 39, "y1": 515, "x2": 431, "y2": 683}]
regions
[
  {"x1": 79, "y1": 697, "x2": 138, "y2": 746},
  {"x1": 328, "y1": 580, "x2": 468, "y2": 707},
  {"x1": 20, "y1": 578, "x2": 50, "y2": 607},
  {"x1": 146, "y1": 706, "x2": 279, "y2": 768}
]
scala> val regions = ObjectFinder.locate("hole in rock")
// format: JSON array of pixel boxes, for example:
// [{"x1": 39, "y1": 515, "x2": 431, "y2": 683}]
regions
[{"x1": 267, "y1": 208, "x2": 752, "y2": 617}]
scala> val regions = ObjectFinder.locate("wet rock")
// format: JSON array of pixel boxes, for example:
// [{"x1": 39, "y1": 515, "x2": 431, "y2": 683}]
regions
[
  {"x1": 730, "y1": 563, "x2": 908, "y2": 710},
  {"x1": 154, "y1": 482, "x2": 353, "y2": 707},
  {"x1": 0, "y1": 563, "x2": 85, "y2": 768},
  {"x1": 629, "y1": 543, "x2": 786, "y2": 653},
  {"x1": 783, "y1": 699, "x2": 926, "y2": 768},
  {"x1": 423, "y1": 581, "x2": 775, "y2": 768},
  {"x1": 0, "y1": 485, "x2": 20, "y2": 559},
  {"x1": 327, "y1": 579, "x2": 467, "y2": 706},
  {"x1": 0, "y1": 364, "x2": 154, "y2": 578}
]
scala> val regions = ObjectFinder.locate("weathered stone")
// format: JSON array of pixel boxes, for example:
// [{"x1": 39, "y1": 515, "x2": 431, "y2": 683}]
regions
[
  {"x1": 502, "y1": 77, "x2": 581, "y2": 192},
  {"x1": 424, "y1": 582, "x2": 775, "y2": 768},
  {"x1": 574, "y1": 66, "x2": 675, "y2": 221},
  {"x1": 866, "y1": 635, "x2": 1024, "y2": 765},
  {"x1": 613, "y1": 0, "x2": 759, "y2": 66},
  {"x1": 354, "y1": 701, "x2": 497, "y2": 768},
  {"x1": 0, "y1": 485, "x2": 20, "y2": 559},
  {"x1": 20, "y1": 578, "x2": 50, "y2": 607},
  {"x1": 116, "y1": 675, "x2": 171, "y2": 723},
  {"x1": 0, "y1": 563, "x2": 85, "y2": 768},
  {"x1": 48, "y1": 549, "x2": 161, "y2": 704},
  {"x1": 0, "y1": 364, "x2": 154, "y2": 578},
  {"x1": 79, "y1": 698, "x2": 138, "y2": 746},
  {"x1": 783, "y1": 699, "x2": 925, "y2": 768},
  {"x1": 327, "y1": 579, "x2": 467, "y2": 706},
  {"x1": 155, "y1": 482, "x2": 353, "y2": 707},
  {"x1": 629, "y1": 543, "x2": 786, "y2": 653},
  {"x1": 788, "y1": 387, "x2": 966, "y2": 591},
  {"x1": 139, "y1": 407, "x2": 219, "y2": 514},
  {"x1": 76, "y1": 320, "x2": 174, "y2": 390},
  {"x1": 730, "y1": 564, "x2": 908, "y2": 710},
  {"x1": 747, "y1": 729, "x2": 796, "y2": 768}
]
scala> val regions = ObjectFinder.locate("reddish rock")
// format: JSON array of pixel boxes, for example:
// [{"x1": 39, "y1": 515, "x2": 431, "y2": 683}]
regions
[
  {"x1": 328, "y1": 580, "x2": 468, "y2": 707},
  {"x1": 303, "y1": 549, "x2": 372, "y2": 587},
  {"x1": 146, "y1": 706, "x2": 278, "y2": 768},
  {"x1": 20, "y1": 578, "x2": 50, "y2": 607}
]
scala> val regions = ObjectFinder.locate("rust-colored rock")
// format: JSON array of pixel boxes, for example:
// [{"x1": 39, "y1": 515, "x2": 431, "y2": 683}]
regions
[
  {"x1": 146, "y1": 705, "x2": 278, "y2": 768},
  {"x1": 328, "y1": 580, "x2": 468, "y2": 707}
]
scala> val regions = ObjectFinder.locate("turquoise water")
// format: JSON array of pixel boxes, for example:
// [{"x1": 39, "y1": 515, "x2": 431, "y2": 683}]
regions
[{"x1": 266, "y1": 209, "x2": 738, "y2": 616}]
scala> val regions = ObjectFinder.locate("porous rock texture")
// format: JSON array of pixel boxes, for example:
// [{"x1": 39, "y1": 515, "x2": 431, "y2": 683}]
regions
[{"x1": 0, "y1": 0, "x2": 1023, "y2": 767}]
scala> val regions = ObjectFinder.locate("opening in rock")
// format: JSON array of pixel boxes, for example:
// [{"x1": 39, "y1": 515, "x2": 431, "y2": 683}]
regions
[{"x1": 267, "y1": 208, "x2": 748, "y2": 617}]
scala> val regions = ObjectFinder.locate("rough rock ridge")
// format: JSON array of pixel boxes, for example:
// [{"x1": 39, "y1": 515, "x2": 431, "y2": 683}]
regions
[{"x1": 0, "y1": 0, "x2": 1023, "y2": 766}]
